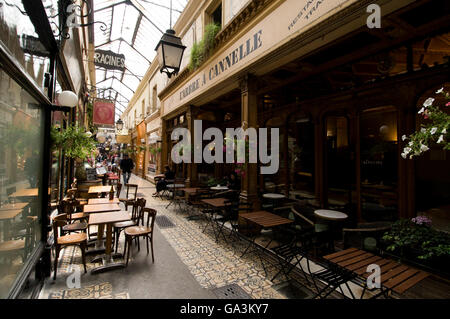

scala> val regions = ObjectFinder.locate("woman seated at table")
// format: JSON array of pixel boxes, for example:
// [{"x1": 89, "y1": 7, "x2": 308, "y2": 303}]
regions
[
  {"x1": 153, "y1": 165, "x2": 175, "y2": 196},
  {"x1": 226, "y1": 172, "x2": 241, "y2": 191}
]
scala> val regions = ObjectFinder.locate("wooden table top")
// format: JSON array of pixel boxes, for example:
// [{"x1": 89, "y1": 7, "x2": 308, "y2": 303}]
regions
[
  {"x1": 314, "y1": 209, "x2": 348, "y2": 221},
  {"x1": 88, "y1": 186, "x2": 114, "y2": 194},
  {"x1": 10, "y1": 188, "x2": 39, "y2": 197},
  {"x1": 240, "y1": 211, "x2": 293, "y2": 228},
  {"x1": 89, "y1": 211, "x2": 131, "y2": 226},
  {"x1": 201, "y1": 198, "x2": 228, "y2": 207},
  {"x1": 0, "y1": 209, "x2": 23, "y2": 220},
  {"x1": 83, "y1": 203, "x2": 121, "y2": 213},
  {"x1": 323, "y1": 248, "x2": 430, "y2": 295},
  {"x1": 0, "y1": 203, "x2": 29, "y2": 211},
  {"x1": 88, "y1": 198, "x2": 120, "y2": 205}
]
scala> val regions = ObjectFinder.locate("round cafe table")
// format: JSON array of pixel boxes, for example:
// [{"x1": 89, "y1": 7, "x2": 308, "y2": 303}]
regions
[
  {"x1": 314, "y1": 209, "x2": 348, "y2": 251},
  {"x1": 263, "y1": 193, "x2": 286, "y2": 211},
  {"x1": 210, "y1": 186, "x2": 229, "y2": 191}
]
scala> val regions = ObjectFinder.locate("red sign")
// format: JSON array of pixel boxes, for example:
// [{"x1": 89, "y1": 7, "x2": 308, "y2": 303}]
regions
[{"x1": 93, "y1": 100, "x2": 115, "y2": 125}]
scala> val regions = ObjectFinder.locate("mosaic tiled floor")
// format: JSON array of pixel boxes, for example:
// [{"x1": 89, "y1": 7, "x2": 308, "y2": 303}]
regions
[
  {"x1": 134, "y1": 177, "x2": 299, "y2": 299},
  {"x1": 48, "y1": 282, "x2": 129, "y2": 299}
]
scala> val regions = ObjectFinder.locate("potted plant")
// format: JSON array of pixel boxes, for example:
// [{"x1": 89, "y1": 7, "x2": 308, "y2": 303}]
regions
[
  {"x1": 51, "y1": 125, "x2": 96, "y2": 181},
  {"x1": 381, "y1": 216, "x2": 450, "y2": 275}
]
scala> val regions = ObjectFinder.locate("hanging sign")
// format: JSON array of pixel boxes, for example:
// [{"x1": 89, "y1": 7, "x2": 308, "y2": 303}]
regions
[
  {"x1": 93, "y1": 100, "x2": 115, "y2": 126},
  {"x1": 94, "y1": 49, "x2": 126, "y2": 71}
]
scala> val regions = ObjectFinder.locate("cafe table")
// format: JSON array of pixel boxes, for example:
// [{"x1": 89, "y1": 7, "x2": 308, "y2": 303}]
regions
[
  {"x1": 87, "y1": 198, "x2": 120, "y2": 205},
  {"x1": 314, "y1": 209, "x2": 348, "y2": 250},
  {"x1": 239, "y1": 211, "x2": 293, "y2": 275},
  {"x1": 210, "y1": 185, "x2": 229, "y2": 191},
  {"x1": 0, "y1": 203, "x2": 29, "y2": 211},
  {"x1": 0, "y1": 209, "x2": 23, "y2": 240},
  {"x1": 88, "y1": 186, "x2": 114, "y2": 197},
  {"x1": 262, "y1": 193, "x2": 286, "y2": 211},
  {"x1": 165, "y1": 184, "x2": 185, "y2": 209},
  {"x1": 83, "y1": 203, "x2": 121, "y2": 214},
  {"x1": 89, "y1": 210, "x2": 131, "y2": 274}
]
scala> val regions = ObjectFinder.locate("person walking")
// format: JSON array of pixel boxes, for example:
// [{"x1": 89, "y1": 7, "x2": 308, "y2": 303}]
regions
[{"x1": 120, "y1": 154, "x2": 134, "y2": 184}]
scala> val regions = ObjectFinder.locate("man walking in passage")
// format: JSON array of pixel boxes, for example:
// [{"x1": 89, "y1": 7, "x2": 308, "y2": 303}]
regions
[{"x1": 120, "y1": 154, "x2": 134, "y2": 184}]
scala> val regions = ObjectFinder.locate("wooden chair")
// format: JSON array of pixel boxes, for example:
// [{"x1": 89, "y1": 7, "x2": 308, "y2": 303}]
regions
[
  {"x1": 113, "y1": 198, "x2": 146, "y2": 253},
  {"x1": 123, "y1": 207, "x2": 157, "y2": 266},
  {"x1": 58, "y1": 199, "x2": 87, "y2": 224},
  {"x1": 0, "y1": 216, "x2": 35, "y2": 264},
  {"x1": 52, "y1": 215, "x2": 87, "y2": 280},
  {"x1": 342, "y1": 222, "x2": 392, "y2": 252},
  {"x1": 118, "y1": 183, "x2": 138, "y2": 209},
  {"x1": 53, "y1": 213, "x2": 87, "y2": 235}
]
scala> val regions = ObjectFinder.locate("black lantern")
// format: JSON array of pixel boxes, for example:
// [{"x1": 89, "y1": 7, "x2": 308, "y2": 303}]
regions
[
  {"x1": 116, "y1": 119, "x2": 124, "y2": 131},
  {"x1": 155, "y1": 29, "x2": 186, "y2": 78}
]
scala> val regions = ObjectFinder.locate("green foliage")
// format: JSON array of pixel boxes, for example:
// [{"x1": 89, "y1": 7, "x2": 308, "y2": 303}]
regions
[
  {"x1": 51, "y1": 125, "x2": 96, "y2": 160},
  {"x1": 189, "y1": 23, "x2": 220, "y2": 71},
  {"x1": 149, "y1": 146, "x2": 162, "y2": 155},
  {"x1": 206, "y1": 177, "x2": 226, "y2": 187},
  {"x1": 382, "y1": 218, "x2": 450, "y2": 260}
]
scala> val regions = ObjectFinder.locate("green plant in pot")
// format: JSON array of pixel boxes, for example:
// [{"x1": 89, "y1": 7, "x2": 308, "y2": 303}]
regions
[{"x1": 51, "y1": 125, "x2": 96, "y2": 181}]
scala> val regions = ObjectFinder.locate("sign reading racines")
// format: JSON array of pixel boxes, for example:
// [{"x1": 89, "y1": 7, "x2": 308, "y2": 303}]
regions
[{"x1": 94, "y1": 50, "x2": 126, "y2": 71}]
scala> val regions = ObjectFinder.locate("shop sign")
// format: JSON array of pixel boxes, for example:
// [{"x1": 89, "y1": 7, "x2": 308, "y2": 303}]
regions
[
  {"x1": 165, "y1": 0, "x2": 350, "y2": 115},
  {"x1": 94, "y1": 50, "x2": 126, "y2": 71},
  {"x1": 93, "y1": 100, "x2": 115, "y2": 125}
]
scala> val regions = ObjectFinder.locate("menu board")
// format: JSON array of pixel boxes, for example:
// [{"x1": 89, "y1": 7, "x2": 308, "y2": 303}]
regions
[{"x1": 86, "y1": 168, "x2": 97, "y2": 181}]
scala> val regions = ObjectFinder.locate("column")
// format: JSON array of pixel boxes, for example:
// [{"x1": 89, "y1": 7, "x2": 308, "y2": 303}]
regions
[
  {"x1": 185, "y1": 105, "x2": 198, "y2": 187},
  {"x1": 239, "y1": 74, "x2": 259, "y2": 209}
]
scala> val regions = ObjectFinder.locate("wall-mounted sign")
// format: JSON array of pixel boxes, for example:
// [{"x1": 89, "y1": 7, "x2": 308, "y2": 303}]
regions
[
  {"x1": 93, "y1": 100, "x2": 115, "y2": 126},
  {"x1": 94, "y1": 49, "x2": 126, "y2": 71}
]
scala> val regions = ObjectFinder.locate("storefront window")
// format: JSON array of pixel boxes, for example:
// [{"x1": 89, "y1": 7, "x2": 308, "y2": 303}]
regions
[
  {"x1": 325, "y1": 115, "x2": 354, "y2": 209},
  {"x1": 287, "y1": 115, "x2": 314, "y2": 198},
  {"x1": 0, "y1": 1, "x2": 51, "y2": 92},
  {"x1": 0, "y1": 69, "x2": 44, "y2": 298},
  {"x1": 360, "y1": 106, "x2": 398, "y2": 221}
]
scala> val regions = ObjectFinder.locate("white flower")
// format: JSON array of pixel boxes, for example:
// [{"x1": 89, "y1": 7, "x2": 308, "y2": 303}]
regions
[
  {"x1": 437, "y1": 135, "x2": 444, "y2": 144},
  {"x1": 423, "y1": 98, "x2": 435, "y2": 108},
  {"x1": 401, "y1": 153, "x2": 407, "y2": 159},
  {"x1": 402, "y1": 135, "x2": 407, "y2": 141},
  {"x1": 420, "y1": 144, "x2": 429, "y2": 152},
  {"x1": 418, "y1": 107, "x2": 425, "y2": 114},
  {"x1": 436, "y1": 88, "x2": 444, "y2": 94},
  {"x1": 442, "y1": 128, "x2": 447, "y2": 134},
  {"x1": 408, "y1": 141, "x2": 413, "y2": 147},
  {"x1": 421, "y1": 128, "x2": 426, "y2": 133},
  {"x1": 430, "y1": 127, "x2": 437, "y2": 135},
  {"x1": 404, "y1": 147, "x2": 412, "y2": 154}
]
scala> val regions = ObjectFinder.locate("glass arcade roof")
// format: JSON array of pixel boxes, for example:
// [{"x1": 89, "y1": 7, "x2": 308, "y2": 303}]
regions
[{"x1": 92, "y1": 0, "x2": 188, "y2": 120}]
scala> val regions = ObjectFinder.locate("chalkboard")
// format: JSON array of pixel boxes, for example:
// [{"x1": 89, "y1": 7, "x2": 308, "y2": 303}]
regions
[{"x1": 86, "y1": 168, "x2": 97, "y2": 181}]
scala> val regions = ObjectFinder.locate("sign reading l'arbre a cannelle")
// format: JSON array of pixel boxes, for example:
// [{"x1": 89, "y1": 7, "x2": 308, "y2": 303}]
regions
[{"x1": 94, "y1": 49, "x2": 126, "y2": 71}]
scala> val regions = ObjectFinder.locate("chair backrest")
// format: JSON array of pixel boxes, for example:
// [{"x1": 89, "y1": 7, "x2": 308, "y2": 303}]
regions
[
  {"x1": 142, "y1": 207, "x2": 157, "y2": 229},
  {"x1": 59, "y1": 199, "x2": 79, "y2": 222},
  {"x1": 116, "y1": 182, "x2": 122, "y2": 197},
  {"x1": 66, "y1": 188, "x2": 78, "y2": 200},
  {"x1": 125, "y1": 183, "x2": 138, "y2": 200},
  {"x1": 52, "y1": 214, "x2": 68, "y2": 240},
  {"x1": 132, "y1": 198, "x2": 146, "y2": 224}
]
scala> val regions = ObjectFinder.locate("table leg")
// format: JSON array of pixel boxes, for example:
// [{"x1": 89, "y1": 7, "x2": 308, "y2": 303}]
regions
[{"x1": 91, "y1": 223, "x2": 126, "y2": 274}]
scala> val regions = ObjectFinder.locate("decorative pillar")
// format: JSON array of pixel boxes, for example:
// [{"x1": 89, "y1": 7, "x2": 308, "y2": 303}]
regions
[
  {"x1": 161, "y1": 119, "x2": 168, "y2": 172},
  {"x1": 186, "y1": 105, "x2": 198, "y2": 187},
  {"x1": 239, "y1": 74, "x2": 259, "y2": 209}
]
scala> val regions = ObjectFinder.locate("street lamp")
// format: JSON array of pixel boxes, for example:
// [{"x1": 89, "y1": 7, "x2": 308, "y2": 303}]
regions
[
  {"x1": 116, "y1": 119, "x2": 124, "y2": 131},
  {"x1": 154, "y1": 0, "x2": 186, "y2": 78},
  {"x1": 58, "y1": 90, "x2": 78, "y2": 107}
]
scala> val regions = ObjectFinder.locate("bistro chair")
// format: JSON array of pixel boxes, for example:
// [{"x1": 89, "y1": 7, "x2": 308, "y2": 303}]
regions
[
  {"x1": 113, "y1": 198, "x2": 146, "y2": 253},
  {"x1": 123, "y1": 207, "x2": 157, "y2": 266},
  {"x1": 0, "y1": 216, "x2": 36, "y2": 265},
  {"x1": 342, "y1": 221, "x2": 392, "y2": 253},
  {"x1": 119, "y1": 183, "x2": 138, "y2": 209},
  {"x1": 52, "y1": 215, "x2": 88, "y2": 280},
  {"x1": 53, "y1": 213, "x2": 87, "y2": 235},
  {"x1": 58, "y1": 199, "x2": 87, "y2": 224}
]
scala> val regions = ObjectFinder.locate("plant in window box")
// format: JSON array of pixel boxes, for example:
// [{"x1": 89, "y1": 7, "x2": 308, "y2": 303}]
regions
[
  {"x1": 189, "y1": 23, "x2": 220, "y2": 70},
  {"x1": 50, "y1": 125, "x2": 96, "y2": 181},
  {"x1": 401, "y1": 88, "x2": 449, "y2": 159}
]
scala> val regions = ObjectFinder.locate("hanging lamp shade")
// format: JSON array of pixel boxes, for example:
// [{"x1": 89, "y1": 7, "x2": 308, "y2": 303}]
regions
[
  {"x1": 58, "y1": 90, "x2": 78, "y2": 107},
  {"x1": 155, "y1": 29, "x2": 186, "y2": 78}
]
